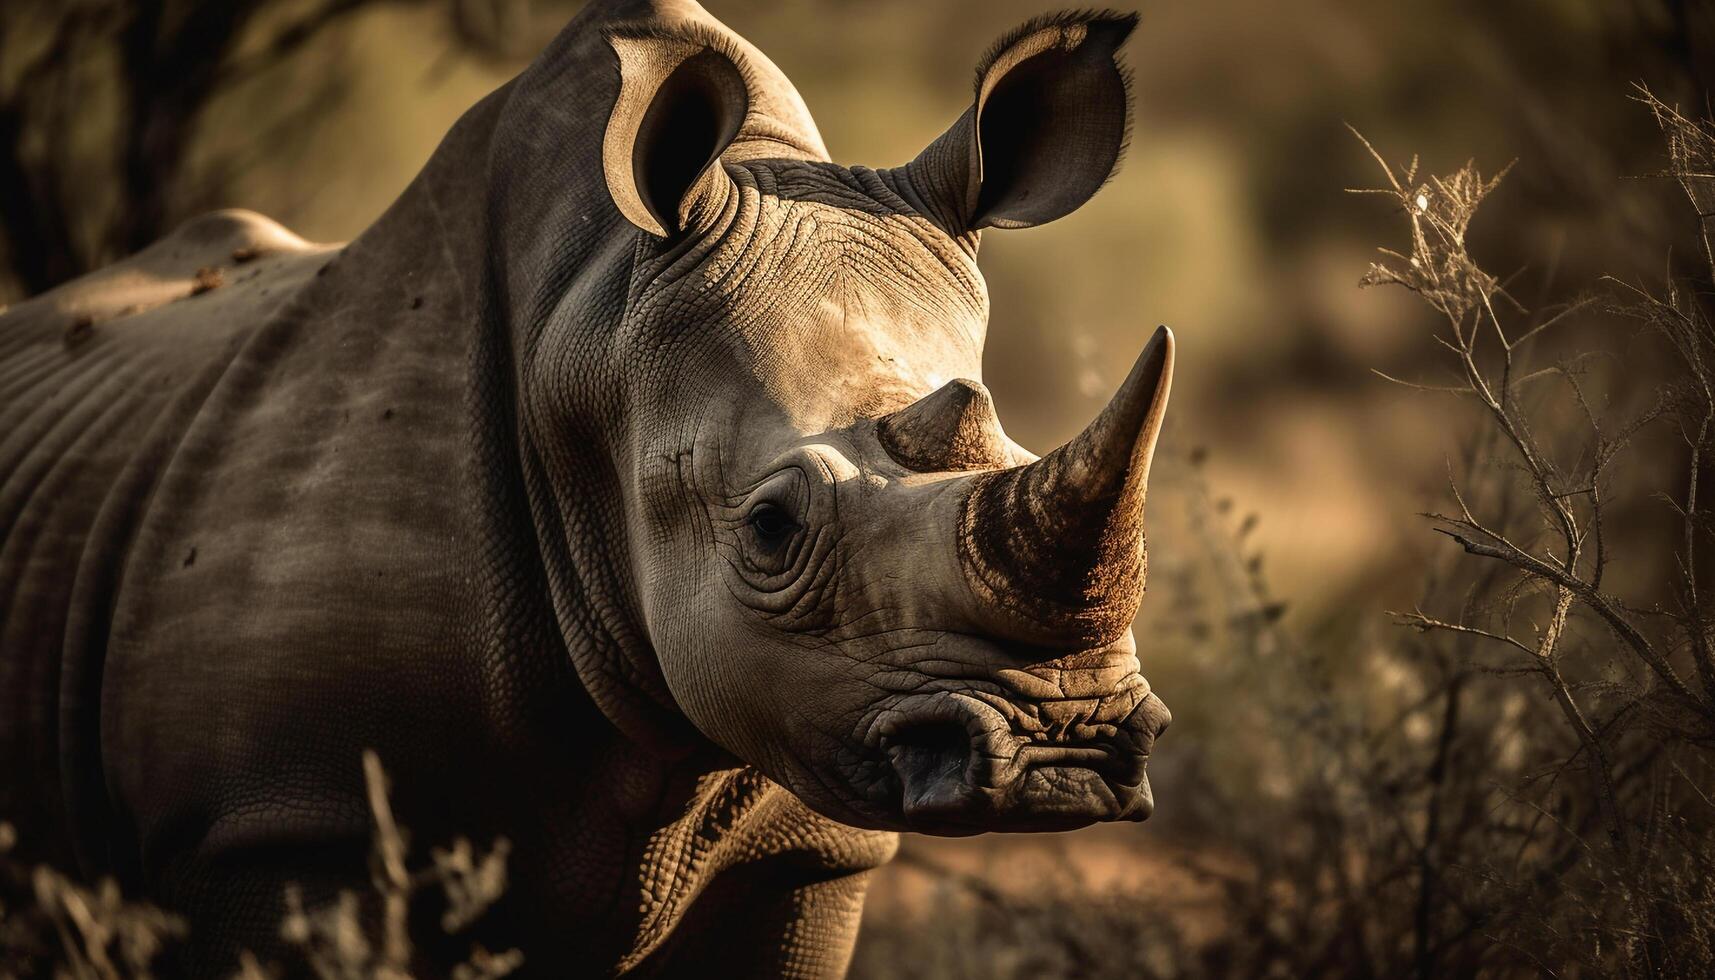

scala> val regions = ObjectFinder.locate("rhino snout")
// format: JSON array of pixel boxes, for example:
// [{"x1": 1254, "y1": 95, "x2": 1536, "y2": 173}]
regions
[{"x1": 869, "y1": 680, "x2": 1169, "y2": 835}]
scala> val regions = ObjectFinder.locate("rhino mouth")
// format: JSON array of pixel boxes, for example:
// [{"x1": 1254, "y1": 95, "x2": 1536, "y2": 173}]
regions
[{"x1": 867, "y1": 682, "x2": 1169, "y2": 835}]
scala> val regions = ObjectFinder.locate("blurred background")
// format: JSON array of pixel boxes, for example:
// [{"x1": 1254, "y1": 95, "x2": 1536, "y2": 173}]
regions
[{"x1": 4, "y1": 0, "x2": 1712, "y2": 975}]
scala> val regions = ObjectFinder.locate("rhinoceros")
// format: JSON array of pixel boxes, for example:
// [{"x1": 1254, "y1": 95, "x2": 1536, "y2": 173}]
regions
[{"x1": 0, "y1": 0, "x2": 1174, "y2": 974}]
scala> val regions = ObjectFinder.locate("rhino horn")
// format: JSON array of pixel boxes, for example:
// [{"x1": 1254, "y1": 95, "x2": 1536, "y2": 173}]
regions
[
  {"x1": 958, "y1": 325, "x2": 1174, "y2": 647},
  {"x1": 878, "y1": 378, "x2": 1017, "y2": 472}
]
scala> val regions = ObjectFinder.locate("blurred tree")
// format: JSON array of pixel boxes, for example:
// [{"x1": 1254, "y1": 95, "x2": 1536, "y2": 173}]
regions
[{"x1": 0, "y1": 0, "x2": 533, "y2": 299}]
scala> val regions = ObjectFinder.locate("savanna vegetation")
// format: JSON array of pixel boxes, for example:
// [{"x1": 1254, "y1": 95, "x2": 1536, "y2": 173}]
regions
[
  {"x1": 3, "y1": 1, "x2": 1713, "y2": 977},
  {"x1": 854, "y1": 98, "x2": 1715, "y2": 979}
]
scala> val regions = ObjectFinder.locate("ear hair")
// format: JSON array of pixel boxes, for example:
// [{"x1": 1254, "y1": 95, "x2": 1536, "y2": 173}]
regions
[{"x1": 970, "y1": 8, "x2": 1137, "y2": 105}]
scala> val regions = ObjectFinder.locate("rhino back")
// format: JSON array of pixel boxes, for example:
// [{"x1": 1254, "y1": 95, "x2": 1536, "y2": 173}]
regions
[
  {"x1": 97, "y1": 209, "x2": 497, "y2": 886},
  {"x1": 0, "y1": 210, "x2": 336, "y2": 867}
]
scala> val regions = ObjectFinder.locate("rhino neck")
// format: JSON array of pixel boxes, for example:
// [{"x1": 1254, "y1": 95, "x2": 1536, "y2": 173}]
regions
[
  {"x1": 312, "y1": 0, "x2": 866, "y2": 814},
  {"x1": 447, "y1": 0, "x2": 829, "y2": 758},
  {"x1": 355, "y1": 5, "x2": 734, "y2": 760}
]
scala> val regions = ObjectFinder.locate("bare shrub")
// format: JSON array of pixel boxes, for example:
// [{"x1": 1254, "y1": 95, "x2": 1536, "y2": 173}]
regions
[
  {"x1": 1352, "y1": 88, "x2": 1715, "y2": 976},
  {"x1": 1141, "y1": 453, "x2": 1517, "y2": 979},
  {"x1": 856, "y1": 91, "x2": 1715, "y2": 980}
]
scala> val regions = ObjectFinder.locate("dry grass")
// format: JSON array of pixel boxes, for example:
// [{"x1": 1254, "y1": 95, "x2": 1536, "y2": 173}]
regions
[
  {"x1": 1, "y1": 752, "x2": 518, "y2": 980},
  {"x1": 1, "y1": 820, "x2": 185, "y2": 979},
  {"x1": 236, "y1": 751, "x2": 520, "y2": 980}
]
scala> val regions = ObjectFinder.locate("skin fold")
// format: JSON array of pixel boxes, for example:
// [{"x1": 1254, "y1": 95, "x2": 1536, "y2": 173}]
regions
[{"x1": 0, "y1": 1, "x2": 1173, "y2": 976}]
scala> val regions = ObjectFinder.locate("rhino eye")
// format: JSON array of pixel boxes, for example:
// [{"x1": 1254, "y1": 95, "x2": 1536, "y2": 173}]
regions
[{"x1": 748, "y1": 502, "x2": 798, "y2": 548}]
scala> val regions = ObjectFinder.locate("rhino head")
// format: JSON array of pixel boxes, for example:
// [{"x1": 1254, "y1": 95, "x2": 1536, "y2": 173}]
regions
[{"x1": 523, "y1": 7, "x2": 1171, "y2": 835}]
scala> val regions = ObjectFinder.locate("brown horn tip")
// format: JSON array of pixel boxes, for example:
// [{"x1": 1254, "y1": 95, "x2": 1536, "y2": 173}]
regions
[
  {"x1": 878, "y1": 378, "x2": 1017, "y2": 472},
  {"x1": 958, "y1": 326, "x2": 1174, "y2": 647}
]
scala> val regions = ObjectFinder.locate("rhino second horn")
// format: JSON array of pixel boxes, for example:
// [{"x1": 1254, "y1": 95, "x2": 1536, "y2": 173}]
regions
[
  {"x1": 958, "y1": 326, "x2": 1174, "y2": 648},
  {"x1": 878, "y1": 378, "x2": 1015, "y2": 472}
]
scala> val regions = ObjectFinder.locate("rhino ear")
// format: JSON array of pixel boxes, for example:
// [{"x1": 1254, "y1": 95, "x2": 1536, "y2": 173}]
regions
[
  {"x1": 604, "y1": 30, "x2": 750, "y2": 237},
  {"x1": 908, "y1": 11, "x2": 1137, "y2": 232}
]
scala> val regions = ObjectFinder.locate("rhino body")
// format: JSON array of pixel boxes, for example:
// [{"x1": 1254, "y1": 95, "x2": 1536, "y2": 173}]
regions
[{"x1": 0, "y1": 1, "x2": 1173, "y2": 975}]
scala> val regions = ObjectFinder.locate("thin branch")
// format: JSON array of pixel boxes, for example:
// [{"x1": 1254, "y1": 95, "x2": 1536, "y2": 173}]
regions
[{"x1": 1436, "y1": 527, "x2": 1707, "y2": 716}]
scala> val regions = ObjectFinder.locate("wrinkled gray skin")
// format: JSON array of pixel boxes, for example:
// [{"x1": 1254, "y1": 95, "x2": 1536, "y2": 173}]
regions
[{"x1": 0, "y1": 1, "x2": 1174, "y2": 975}]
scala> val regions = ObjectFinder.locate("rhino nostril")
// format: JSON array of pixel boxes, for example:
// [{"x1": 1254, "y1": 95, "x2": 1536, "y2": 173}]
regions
[
  {"x1": 886, "y1": 721, "x2": 972, "y2": 797},
  {"x1": 1147, "y1": 694, "x2": 1171, "y2": 737}
]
